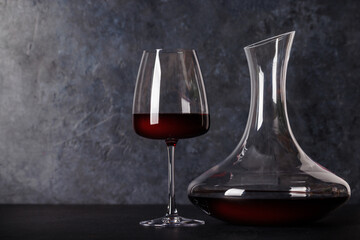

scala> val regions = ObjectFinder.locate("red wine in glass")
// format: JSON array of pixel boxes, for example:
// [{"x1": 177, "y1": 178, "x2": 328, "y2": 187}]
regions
[{"x1": 133, "y1": 113, "x2": 209, "y2": 140}]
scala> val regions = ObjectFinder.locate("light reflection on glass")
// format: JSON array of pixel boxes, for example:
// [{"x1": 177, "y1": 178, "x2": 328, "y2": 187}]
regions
[
  {"x1": 257, "y1": 67, "x2": 264, "y2": 130},
  {"x1": 224, "y1": 188, "x2": 245, "y2": 197},
  {"x1": 150, "y1": 49, "x2": 161, "y2": 125},
  {"x1": 181, "y1": 97, "x2": 191, "y2": 113},
  {"x1": 289, "y1": 186, "x2": 308, "y2": 197},
  {"x1": 272, "y1": 38, "x2": 279, "y2": 104}
]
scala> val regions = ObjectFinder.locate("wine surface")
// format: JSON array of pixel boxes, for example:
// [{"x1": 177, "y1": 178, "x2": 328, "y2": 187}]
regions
[
  {"x1": 189, "y1": 195, "x2": 348, "y2": 225},
  {"x1": 133, "y1": 113, "x2": 209, "y2": 140}
]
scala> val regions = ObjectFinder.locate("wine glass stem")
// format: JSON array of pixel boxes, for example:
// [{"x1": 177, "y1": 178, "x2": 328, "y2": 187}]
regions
[{"x1": 166, "y1": 143, "x2": 178, "y2": 217}]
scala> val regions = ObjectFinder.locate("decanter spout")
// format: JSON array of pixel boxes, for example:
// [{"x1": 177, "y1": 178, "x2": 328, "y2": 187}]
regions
[{"x1": 244, "y1": 31, "x2": 295, "y2": 137}]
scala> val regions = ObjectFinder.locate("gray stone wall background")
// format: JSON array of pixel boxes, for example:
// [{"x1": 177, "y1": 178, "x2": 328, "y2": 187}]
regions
[{"x1": 0, "y1": 0, "x2": 359, "y2": 204}]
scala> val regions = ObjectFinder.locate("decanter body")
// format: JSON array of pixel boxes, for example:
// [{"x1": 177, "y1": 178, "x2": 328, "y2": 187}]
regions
[{"x1": 188, "y1": 31, "x2": 351, "y2": 225}]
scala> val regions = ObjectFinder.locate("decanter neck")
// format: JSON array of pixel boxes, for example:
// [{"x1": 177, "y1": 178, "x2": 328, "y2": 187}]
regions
[{"x1": 244, "y1": 32, "x2": 295, "y2": 133}]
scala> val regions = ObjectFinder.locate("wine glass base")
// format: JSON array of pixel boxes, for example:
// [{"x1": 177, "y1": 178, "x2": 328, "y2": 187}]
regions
[{"x1": 139, "y1": 215, "x2": 205, "y2": 227}]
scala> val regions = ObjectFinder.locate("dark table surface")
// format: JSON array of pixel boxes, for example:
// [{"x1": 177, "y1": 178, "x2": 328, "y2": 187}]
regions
[{"x1": 0, "y1": 204, "x2": 359, "y2": 240}]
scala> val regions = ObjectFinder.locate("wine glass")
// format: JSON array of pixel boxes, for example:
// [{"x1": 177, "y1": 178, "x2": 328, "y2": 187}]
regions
[{"x1": 132, "y1": 49, "x2": 210, "y2": 227}]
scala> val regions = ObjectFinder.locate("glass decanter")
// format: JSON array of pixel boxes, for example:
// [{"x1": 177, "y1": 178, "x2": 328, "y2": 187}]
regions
[{"x1": 188, "y1": 31, "x2": 351, "y2": 225}]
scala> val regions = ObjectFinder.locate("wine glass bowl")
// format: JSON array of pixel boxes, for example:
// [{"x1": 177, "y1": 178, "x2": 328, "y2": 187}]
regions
[{"x1": 132, "y1": 49, "x2": 209, "y2": 227}]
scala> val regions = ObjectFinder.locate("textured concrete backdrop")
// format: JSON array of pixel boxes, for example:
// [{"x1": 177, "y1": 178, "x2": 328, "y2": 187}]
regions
[{"x1": 0, "y1": 0, "x2": 359, "y2": 204}]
